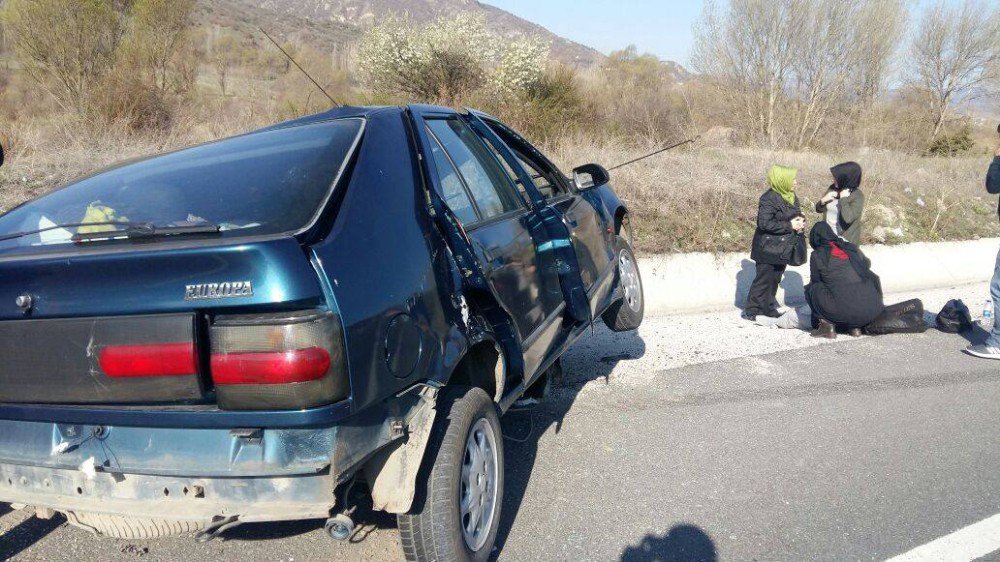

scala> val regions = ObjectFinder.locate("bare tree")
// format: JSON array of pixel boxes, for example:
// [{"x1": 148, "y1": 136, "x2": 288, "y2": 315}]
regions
[
  {"x1": 789, "y1": 0, "x2": 861, "y2": 149},
  {"x1": 852, "y1": 0, "x2": 907, "y2": 146},
  {"x1": 0, "y1": 0, "x2": 121, "y2": 113},
  {"x1": 692, "y1": 0, "x2": 807, "y2": 147},
  {"x1": 124, "y1": 0, "x2": 197, "y2": 95},
  {"x1": 908, "y1": 0, "x2": 1000, "y2": 141},
  {"x1": 211, "y1": 32, "x2": 244, "y2": 96}
]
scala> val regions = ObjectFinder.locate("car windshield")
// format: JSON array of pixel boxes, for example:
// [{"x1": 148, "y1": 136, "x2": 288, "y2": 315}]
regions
[{"x1": 0, "y1": 118, "x2": 363, "y2": 248}]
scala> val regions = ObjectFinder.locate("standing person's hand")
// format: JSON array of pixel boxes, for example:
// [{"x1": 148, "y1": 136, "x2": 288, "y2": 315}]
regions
[
  {"x1": 994, "y1": 144, "x2": 1000, "y2": 157},
  {"x1": 820, "y1": 191, "x2": 838, "y2": 205},
  {"x1": 839, "y1": 189, "x2": 852, "y2": 199}
]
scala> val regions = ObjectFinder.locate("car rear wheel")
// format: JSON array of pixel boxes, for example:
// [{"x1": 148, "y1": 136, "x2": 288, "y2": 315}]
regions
[
  {"x1": 602, "y1": 236, "x2": 644, "y2": 332},
  {"x1": 399, "y1": 386, "x2": 503, "y2": 562}
]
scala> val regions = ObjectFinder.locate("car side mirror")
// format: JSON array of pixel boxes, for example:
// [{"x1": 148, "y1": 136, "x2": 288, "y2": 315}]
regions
[{"x1": 572, "y1": 163, "x2": 609, "y2": 191}]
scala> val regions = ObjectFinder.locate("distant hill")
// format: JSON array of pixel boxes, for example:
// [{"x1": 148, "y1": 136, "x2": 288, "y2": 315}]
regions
[
  {"x1": 197, "y1": 0, "x2": 602, "y2": 67},
  {"x1": 195, "y1": 0, "x2": 694, "y2": 79}
]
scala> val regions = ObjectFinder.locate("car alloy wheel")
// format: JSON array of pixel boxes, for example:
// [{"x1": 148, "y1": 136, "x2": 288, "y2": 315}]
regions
[
  {"x1": 460, "y1": 417, "x2": 499, "y2": 552},
  {"x1": 618, "y1": 249, "x2": 642, "y2": 313}
]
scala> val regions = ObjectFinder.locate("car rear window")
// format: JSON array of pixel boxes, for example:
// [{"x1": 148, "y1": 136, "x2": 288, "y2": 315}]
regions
[{"x1": 0, "y1": 118, "x2": 363, "y2": 248}]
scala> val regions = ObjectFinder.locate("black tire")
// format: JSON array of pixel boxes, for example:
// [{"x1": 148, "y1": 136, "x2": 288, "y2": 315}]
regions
[
  {"x1": 602, "y1": 236, "x2": 644, "y2": 332},
  {"x1": 399, "y1": 387, "x2": 504, "y2": 562}
]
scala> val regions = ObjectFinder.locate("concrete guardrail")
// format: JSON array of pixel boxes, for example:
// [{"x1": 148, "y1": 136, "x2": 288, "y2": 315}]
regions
[{"x1": 638, "y1": 238, "x2": 1000, "y2": 316}]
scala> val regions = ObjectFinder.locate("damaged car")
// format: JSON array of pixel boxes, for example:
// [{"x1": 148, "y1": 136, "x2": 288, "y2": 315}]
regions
[{"x1": 0, "y1": 104, "x2": 644, "y2": 561}]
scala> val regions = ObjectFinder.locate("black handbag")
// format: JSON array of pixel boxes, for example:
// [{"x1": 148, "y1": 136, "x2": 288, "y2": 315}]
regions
[
  {"x1": 789, "y1": 233, "x2": 807, "y2": 266},
  {"x1": 759, "y1": 233, "x2": 806, "y2": 265}
]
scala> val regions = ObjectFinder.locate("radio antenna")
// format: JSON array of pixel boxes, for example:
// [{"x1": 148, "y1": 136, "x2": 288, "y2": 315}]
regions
[
  {"x1": 606, "y1": 136, "x2": 700, "y2": 172},
  {"x1": 259, "y1": 27, "x2": 341, "y2": 107}
]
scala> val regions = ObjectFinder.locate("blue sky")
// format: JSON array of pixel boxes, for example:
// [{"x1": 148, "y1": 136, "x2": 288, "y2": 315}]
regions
[{"x1": 482, "y1": 0, "x2": 969, "y2": 66}]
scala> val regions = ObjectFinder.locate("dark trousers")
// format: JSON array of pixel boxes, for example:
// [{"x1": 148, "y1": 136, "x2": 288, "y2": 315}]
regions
[{"x1": 746, "y1": 262, "x2": 786, "y2": 315}]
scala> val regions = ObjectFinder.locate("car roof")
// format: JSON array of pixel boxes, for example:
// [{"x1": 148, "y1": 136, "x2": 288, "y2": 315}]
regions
[{"x1": 259, "y1": 104, "x2": 467, "y2": 133}]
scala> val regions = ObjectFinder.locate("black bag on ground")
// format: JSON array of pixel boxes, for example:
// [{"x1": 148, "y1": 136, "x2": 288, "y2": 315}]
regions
[
  {"x1": 935, "y1": 299, "x2": 973, "y2": 333},
  {"x1": 864, "y1": 299, "x2": 928, "y2": 335}
]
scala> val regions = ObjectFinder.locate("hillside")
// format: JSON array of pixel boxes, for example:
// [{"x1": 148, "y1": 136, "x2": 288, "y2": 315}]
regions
[
  {"x1": 244, "y1": 0, "x2": 604, "y2": 66},
  {"x1": 194, "y1": 0, "x2": 698, "y2": 77}
]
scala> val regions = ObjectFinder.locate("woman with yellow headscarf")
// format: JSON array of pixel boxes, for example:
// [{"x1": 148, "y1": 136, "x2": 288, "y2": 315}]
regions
[{"x1": 745, "y1": 165, "x2": 806, "y2": 320}]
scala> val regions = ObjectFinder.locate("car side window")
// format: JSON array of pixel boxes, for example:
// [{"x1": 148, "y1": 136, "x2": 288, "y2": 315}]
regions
[
  {"x1": 515, "y1": 155, "x2": 560, "y2": 199},
  {"x1": 426, "y1": 119, "x2": 522, "y2": 221},
  {"x1": 476, "y1": 135, "x2": 532, "y2": 206},
  {"x1": 426, "y1": 133, "x2": 479, "y2": 224},
  {"x1": 485, "y1": 120, "x2": 568, "y2": 199}
]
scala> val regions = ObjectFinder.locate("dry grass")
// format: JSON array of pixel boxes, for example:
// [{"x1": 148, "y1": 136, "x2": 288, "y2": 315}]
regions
[
  {"x1": 2, "y1": 114, "x2": 998, "y2": 255},
  {"x1": 546, "y1": 135, "x2": 1000, "y2": 254}
]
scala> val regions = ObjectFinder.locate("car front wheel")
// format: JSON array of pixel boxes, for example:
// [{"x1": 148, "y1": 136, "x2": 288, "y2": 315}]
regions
[
  {"x1": 602, "y1": 236, "x2": 644, "y2": 332},
  {"x1": 398, "y1": 386, "x2": 503, "y2": 562}
]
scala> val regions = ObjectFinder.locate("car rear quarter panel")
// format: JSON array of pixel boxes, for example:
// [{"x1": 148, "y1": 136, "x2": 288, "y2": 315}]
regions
[{"x1": 310, "y1": 109, "x2": 465, "y2": 413}]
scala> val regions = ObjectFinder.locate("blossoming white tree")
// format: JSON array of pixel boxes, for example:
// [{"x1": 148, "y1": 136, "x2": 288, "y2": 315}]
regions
[{"x1": 358, "y1": 14, "x2": 549, "y2": 105}]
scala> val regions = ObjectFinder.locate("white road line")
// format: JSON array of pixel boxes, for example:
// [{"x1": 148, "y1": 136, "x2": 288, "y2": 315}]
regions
[{"x1": 885, "y1": 513, "x2": 1000, "y2": 562}]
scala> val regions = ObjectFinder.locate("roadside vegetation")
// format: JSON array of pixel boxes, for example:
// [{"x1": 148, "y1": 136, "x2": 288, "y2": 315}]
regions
[{"x1": 0, "y1": 0, "x2": 998, "y2": 253}]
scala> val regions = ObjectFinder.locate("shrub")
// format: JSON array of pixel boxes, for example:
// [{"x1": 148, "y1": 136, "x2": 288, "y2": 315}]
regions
[
  {"x1": 926, "y1": 127, "x2": 976, "y2": 156},
  {"x1": 491, "y1": 65, "x2": 585, "y2": 142},
  {"x1": 88, "y1": 73, "x2": 173, "y2": 131}
]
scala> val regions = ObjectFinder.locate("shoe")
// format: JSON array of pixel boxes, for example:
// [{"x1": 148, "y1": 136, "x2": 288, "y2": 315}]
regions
[
  {"x1": 764, "y1": 309, "x2": 783, "y2": 318},
  {"x1": 811, "y1": 319, "x2": 836, "y2": 339},
  {"x1": 964, "y1": 344, "x2": 1000, "y2": 360},
  {"x1": 742, "y1": 311, "x2": 758, "y2": 321},
  {"x1": 849, "y1": 328, "x2": 863, "y2": 338}
]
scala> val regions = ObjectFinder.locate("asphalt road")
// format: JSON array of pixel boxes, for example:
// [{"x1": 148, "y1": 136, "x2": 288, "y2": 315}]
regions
[{"x1": 2, "y1": 322, "x2": 999, "y2": 561}]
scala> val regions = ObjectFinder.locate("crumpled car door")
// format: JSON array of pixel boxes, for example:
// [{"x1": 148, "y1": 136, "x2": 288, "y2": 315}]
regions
[{"x1": 463, "y1": 112, "x2": 592, "y2": 327}]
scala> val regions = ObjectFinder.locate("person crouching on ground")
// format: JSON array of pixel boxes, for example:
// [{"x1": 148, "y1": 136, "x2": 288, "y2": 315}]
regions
[
  {"x1": 965, "y1": 124, "x2": 1000, "y2": 360},
  {"x1": 745, "y1": 165, "x2": 805, "y2": 321},
  {"x1": 816, "y1": 161, "x2": 865, "y2": 245},
  {"x1": 805, "y1": 222, "x2": 884, "y2": 339}
]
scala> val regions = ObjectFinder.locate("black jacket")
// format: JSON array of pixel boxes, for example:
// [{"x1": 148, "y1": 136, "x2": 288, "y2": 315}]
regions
[
  {"x1": 815, "y1": 162, "x2": 865, "y2": 245},
  {"x1": 987, "y1": 156, "x2": 1000, "y2": 222},
  {"x1": 806, "y1": 224, "x2": 884, "y2": 329},
  {"x1": 751, "y1": 190, "x2": 802, "y2": 265}
]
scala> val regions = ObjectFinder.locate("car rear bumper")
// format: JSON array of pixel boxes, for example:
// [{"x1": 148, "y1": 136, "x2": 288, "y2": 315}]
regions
[
  {"x1": 0, "y1": 401, "x2": 412, "y2": 529},
  {"x1": 0, "y1": 419, "x2": 349, "y2": 526},
  {"x1": 0, "y1": 462, "x2": 335, "y2": 525}
]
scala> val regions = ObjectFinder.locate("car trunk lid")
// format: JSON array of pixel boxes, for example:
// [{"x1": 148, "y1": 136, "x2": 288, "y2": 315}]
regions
[{"x1": 0, "y1": 237, "x2": 326, "y2": 405}]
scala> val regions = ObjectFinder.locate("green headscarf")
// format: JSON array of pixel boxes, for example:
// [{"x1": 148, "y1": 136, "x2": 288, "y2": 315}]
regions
[{"x1": 767, "y1": 165, "x2": 798, "y2": 206}]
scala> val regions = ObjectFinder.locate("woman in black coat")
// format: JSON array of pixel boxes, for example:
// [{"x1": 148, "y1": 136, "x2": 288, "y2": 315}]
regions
[
  {"x1": 745, "y1": 165, "x2": 805, "y2": 320},
  {"x1": 805, "y1": 222, "x2": 884, "y2": 338}
]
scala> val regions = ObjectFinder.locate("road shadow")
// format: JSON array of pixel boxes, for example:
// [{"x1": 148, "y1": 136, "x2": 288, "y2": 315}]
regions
[
  {"x1": 734, "y1": 259, "x2": 806, "y2": 312},
  {"x1": 494, "y1": 327, "x2": 646, "y2": 557},
  {"x1": 734, "y1": 259, "x2": 755, "y2": 310},
  {"x1": 953, "y1": 324, "x2": 991, "y2": 346},
  {"x1": 0, "y1": 510, "x2": 65, "y2": 560},
  {"x1": 781, "y1": 271, "x2": 807, "y2": 307},
  {"x1": 620, "y1": 524, "x2": 717, "y2": 562}
]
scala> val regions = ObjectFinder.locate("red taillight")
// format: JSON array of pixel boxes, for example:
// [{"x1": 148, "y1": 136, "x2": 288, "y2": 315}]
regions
[
  {"x1": 211, "y1": 347, "x2": 331, "y2": 385},
  {"x1": 99, "y1": 343, "x2": 197, "y2": 378},
  {"x1": 209, "y1": 310, "x2": 349, "y2": 410}
]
